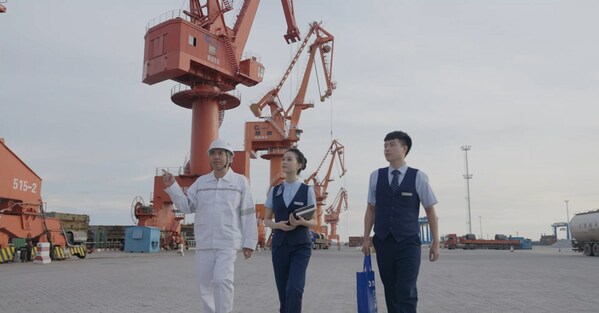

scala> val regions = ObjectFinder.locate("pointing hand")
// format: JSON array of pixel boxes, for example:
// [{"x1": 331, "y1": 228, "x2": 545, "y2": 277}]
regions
[{"x1": 162, "y1": 169, "x2": 175, "y2": 188}]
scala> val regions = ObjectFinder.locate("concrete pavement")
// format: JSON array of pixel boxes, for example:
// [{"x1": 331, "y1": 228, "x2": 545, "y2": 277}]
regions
[{"x1": 0, "y1": 246, "x2": 597, "y2": 313}]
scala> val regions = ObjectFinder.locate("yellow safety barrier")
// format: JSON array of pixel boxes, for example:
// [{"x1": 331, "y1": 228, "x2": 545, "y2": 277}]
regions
[
  {"x1": 69, "y1": 246, "x2": 86, "y2": 257},
  {"x1": 0, "y1": 248, "x2": 7, "y2": 263},
  {"x1": 0, "y1": 245, "x2": 86, "y2": 263},
  {"x1": 0, "y1": 246, "x2": 15, "y2": 263},
  {"x1": 53, "y1": 246, "x2": 66, "y2": 260}
]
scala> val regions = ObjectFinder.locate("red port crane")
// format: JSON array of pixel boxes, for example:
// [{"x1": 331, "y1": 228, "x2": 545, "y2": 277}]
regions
[
  {"x1": 245, "y1": 21, "x2": 335, "y2": 184},
  {"x1": 324, "y1": 187, "x2": 348, "y2": 250},
  {"x1": 244, "y1": 22, "x2": 335, "y2": 248},
  {"x1": 304, "y1": 140, "x2": 346, "y2": 234},
  {"x1": 138, "y1": 0, "x2": 299, "y2": 249}
]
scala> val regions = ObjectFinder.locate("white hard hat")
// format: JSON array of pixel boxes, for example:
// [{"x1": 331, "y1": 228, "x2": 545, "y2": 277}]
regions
[{"x1": 208, "y1": 138, "x2": 234, "y2": 155}]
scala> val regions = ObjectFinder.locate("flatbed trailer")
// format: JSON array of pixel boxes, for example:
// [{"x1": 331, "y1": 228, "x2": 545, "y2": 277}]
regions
[{"x1": 444, "y1": 234, "x2": 527, "y2": 250}]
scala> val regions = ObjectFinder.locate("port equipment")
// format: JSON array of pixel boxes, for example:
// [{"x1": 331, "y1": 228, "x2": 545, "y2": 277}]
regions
[
  {"x1": 0, "y1": 138, "x2": 86, "y2": 260},
  {"x1": 551, "y1": 222, "x2": 570, "y2": 240},
  {"x1": 324, "y1": 187, "x2": 348, "y2": 250},
  {"x1": 140, "y1": 0, "x2": 301, "y2": 249},
  {"x1": 244, "y1": 22, "x2": 335, "y2": 248},
  {"x1": 305, "y1": 140, "x2": 346, "y2": 237}
]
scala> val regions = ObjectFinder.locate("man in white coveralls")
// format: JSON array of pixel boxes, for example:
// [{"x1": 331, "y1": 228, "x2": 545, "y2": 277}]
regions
[{"x1": 162, "y1": 138, "x2": 258, "y2": 313}]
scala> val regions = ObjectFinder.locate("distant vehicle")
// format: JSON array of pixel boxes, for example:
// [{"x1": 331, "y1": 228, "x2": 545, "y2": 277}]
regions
[
  {"x1": 443, "y1": 233, "x2": 532, "y2": 250},
  {"x1": 570, "y1": 209, "x2": 599, "y2": 256},
  {"x1": 310, "y1": 231, "x2": 330, "y2": 250}
]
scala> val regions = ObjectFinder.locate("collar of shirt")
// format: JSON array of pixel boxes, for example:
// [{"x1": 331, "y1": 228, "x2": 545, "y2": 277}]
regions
[
  {"x1": 281, "y1": 180, "x2": 302, "y2": 207},
  {"x1": 388, "y1": 164, "x2": 408, "y2": 175},
  {"x1": 282, "y1": 179, "x2": 301, "y2": 188},
  {"x1": 388, "y1": 163, "x2": 408, "y2": 184},
  {"x1": 206, "y1": 168, "x2": 235, "y2": 182}
]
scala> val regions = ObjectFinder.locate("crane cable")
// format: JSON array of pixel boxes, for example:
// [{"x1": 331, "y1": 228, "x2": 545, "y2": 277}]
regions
[
  {"x1": 313, "y1": 59, "x2": 322, "y2": 102},
  {"x1": 311, "y1": 51, "x2": 336, "y2": 144}
]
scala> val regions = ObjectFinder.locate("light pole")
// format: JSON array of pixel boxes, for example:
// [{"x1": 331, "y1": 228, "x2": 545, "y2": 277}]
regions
[
  {"x1": 564, "y1": 200, "x2": 570, "y2": 240},
  {"x1": 479, "y1": 216, "x2": 483, "y2": 239},
  {"x1": 461, "y1": 145, "x2": 473, "y2": 235}
]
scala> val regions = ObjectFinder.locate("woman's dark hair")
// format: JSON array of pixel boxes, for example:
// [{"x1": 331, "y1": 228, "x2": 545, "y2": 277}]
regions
[
  {"x1": 286, "y1": 148, "x2": 307, "y2": 175},
  {"x1": 384, "y1": 131, "x2": 412, "y2": 155}
]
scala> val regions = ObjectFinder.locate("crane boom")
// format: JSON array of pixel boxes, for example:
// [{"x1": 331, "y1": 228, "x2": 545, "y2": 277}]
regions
[
  {"x1": 324, "y1": 187, "x2": 348, "y2": 249},
  {"x1": 249, "y1": 24, "x2": 319, "y2": 118},
  {"x1": 231, "y1": 0, "x2": 260, "y2": 59},
  {"x1": 285, "y1": 22, "x2": 334, "y2": 132},
  {"x1": 242, "y1": 21, "x2": 337, "y2": 248},
  {"x1": 304, "y1": 140, "x2": 346, "y2": 234},
  {"x1": 247, "y1": 22, "x2": 335, "y2": 148},
  {"x1": 304, "y1": 140, "x2": 346, "y2": 195},
  {"x1": 281, "y1": 0, "x2": 301, "y2": 43}
]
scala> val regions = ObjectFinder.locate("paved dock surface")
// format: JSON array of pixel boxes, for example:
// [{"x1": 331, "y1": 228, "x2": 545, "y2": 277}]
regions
[{"x1": 1, "y1": 246, "x2": 597, "y2": 313}]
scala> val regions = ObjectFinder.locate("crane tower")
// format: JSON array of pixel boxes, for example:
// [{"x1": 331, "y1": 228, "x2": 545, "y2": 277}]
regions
[{"x1": 138, "y1": 0, "x2": 300, "y2": 249}]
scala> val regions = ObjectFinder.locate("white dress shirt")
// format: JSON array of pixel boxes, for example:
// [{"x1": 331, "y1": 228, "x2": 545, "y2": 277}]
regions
[
  {"x1": 367, "y1": 163, "x2": 438, "y2": 209},
  {"x1": 264, "y1": 180, "x2": 317, "y2": 209}
]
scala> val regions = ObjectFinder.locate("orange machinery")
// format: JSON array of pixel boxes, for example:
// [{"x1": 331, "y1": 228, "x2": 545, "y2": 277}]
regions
[
  {"x1": 245, "y1": 22, "x2": 335, "y2": 248},
  {"x1": 139, "y1": 0, "x2": 300, "y2": 249},
  {"x1": 324, "y1": 187, "x2": 348, "y2": 250},
  {"x1": 0, "y1": 138, "x2": 85, "y2": 258},
  {"x1": 304, "y1": 140, "x2": 346, "y2": 235}
]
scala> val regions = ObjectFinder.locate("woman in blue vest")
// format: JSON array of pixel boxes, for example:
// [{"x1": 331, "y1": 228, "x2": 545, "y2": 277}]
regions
[{"x1": 264, "y1": 148, "x2": 317, "y2": 313}]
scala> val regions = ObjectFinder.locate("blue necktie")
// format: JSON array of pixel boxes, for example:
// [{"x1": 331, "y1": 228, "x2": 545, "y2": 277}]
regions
[{"x1": 391, "y1": 170, "x2": 400, "y2": 192}]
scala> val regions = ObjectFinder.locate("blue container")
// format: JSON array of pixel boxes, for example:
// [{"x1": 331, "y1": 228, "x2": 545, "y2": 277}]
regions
[
  {"x1": 124, "y1": 226, "x2": 161, "y2": 253},
  {"x1": 511, "y1": 237, "x2": 533, "y2": 250}
]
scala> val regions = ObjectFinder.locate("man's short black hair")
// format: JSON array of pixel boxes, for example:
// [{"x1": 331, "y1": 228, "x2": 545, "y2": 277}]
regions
[{"x1": 384, "y1": 131, "x2": 412, "y2": 155}]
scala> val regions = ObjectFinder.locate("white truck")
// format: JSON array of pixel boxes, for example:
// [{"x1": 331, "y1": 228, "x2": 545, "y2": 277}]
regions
[{"x1": 570, "y1": 209, "x2": 599, "y2": 256}]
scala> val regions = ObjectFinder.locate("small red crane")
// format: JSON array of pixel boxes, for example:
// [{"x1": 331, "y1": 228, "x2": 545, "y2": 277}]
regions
[
  {"x1": 324, "y1": 187, "x2": 348, "y2": 250},
  {"x1": 304, "y1": 140, "x2": 346, "y2": 234}
]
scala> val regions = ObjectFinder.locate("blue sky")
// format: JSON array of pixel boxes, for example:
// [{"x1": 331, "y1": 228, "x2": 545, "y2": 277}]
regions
[{"x1": 2, "y1": 0, "x2": 598, "y2": 241}]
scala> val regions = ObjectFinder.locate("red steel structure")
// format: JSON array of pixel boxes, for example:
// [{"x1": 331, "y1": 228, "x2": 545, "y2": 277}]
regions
[
  {"x1": 245, "y1": 22, "x2": 335, "y2": 186},
  {"x1": 280, "y1": 0, "x2": 300, "y2": 43},
  {"x1": 245, "y1": 22, "x2": 335, "y2": 247},
  {"x1": 0, "y1": 138, "x2": 85, "y2": 258},
  {"x1": 304, "y1": 140, "x2": 346, "y2": 234},
  {"x1": 324, "y1": 187, "x2": 348, "y2": 249},
  {"x1": 139, "y1": 0, "x2": 300, "y2": 249}
]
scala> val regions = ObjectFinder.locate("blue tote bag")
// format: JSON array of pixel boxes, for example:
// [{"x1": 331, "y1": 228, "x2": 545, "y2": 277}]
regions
[{"x1": 356, "y1": 255, "x2": 378, "y2": 313}]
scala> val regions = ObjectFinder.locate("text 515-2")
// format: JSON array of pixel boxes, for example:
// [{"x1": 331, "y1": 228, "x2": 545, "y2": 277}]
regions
[{"x1": 13, "y1": 179, "x2": 37, "y2": 193}]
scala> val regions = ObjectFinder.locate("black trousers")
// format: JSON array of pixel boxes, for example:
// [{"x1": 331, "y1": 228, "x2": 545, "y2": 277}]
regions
[
  {"x1": 372, "y1": 235, "x2": 421, "y2": 313},
  {"x1": 272, "y1": 240, "x2": 312, "y2": 313}
]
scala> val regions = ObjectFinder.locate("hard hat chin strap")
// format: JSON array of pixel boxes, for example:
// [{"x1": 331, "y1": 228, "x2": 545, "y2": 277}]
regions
[
  {"x1": 225, "y1": 152, "x2": 233, "y2": 167},
  {"x1": 213, "y1": 152, "x2": 233, "y2": 168}
]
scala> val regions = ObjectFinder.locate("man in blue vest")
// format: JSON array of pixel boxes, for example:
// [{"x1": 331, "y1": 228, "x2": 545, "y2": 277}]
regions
[{"x1": 362, "y1": 130, "x2": 440, "y2": 313}]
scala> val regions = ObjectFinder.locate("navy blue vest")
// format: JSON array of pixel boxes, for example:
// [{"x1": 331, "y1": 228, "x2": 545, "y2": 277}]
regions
[
  {"x1": 271, "y1": 183, "x2": 311, "y2": 246},
  {"x1": 374, "y1": 167, "x2": 421, "y2": 241}
]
